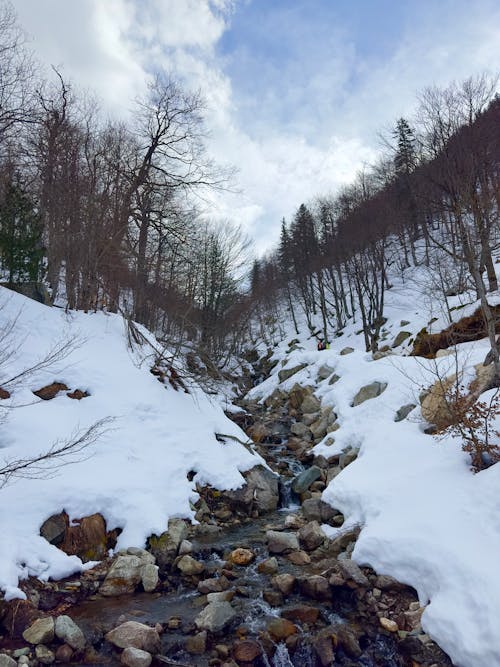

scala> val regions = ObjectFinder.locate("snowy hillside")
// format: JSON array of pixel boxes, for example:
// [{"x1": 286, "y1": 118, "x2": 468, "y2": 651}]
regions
[
  {"x1": 0, "y1": 287, "x2": 262, "y2": 600},
  {"x1": 248, "y1": 262, "x2": 500, "y2": 667}
]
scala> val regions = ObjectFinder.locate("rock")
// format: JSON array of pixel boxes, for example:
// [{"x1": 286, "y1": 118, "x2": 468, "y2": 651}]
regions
[
  {"x1": 380, "y1": 617, "x2": 399, "y2": 632},
  {"x1": 198, "y1": 576, "x2": 229, "y2": 594},
  {"x1": 266, "y1": 530, "x2": 299, "y2": 554},
  {"x1": 327, "y1": 526, "x2": 360, "y2": 557},
  {"x1": 257, "y1": 557, "x2": 279, "y2": 575},
  {"x1": 100, "y1": 555, "x2": 143, "y2": 596},
  {"x1": 33, "y1": 382, "x2": 68, "y2": 400},
  {"x1": 59, "y1": 512, "x2": 109, "y2": 561},
  {"x1": 177, "y1": 555, "x2": 205, "y2": 576},
  {"x1": 310, "y1": 416, "x2": 328, "y2": 441},
  {"x1": 313, "y1": 635, "x2": 335, "y2": 666},
  {"x1": 267, "y1": 618, "x2": 298, "y2": 641},
  {"x1": 40, "y1": 512, "x2": 66, "y2": 546},
  {"x1": 394, "y1": 403, "x2": 416, "y2": 422},
  {"x1": 340, "y1": 347, "x2": 354, "y2": 355},
  {"x1": 302, "y1": 411, "x2": 319, "y2": 426},
  {"x1": 148, "y1": 518, "x2": 188, "y2": 568},
  {"x1": 35, "y1": 645, "x2": 55, "y2": 665},
  {"x1": 194, "y1": 601, "x2": 236, "y2": 633},
  {"x1": 372, "y1": 350, "x2": 392, "y2": 360},
  {"x1": 392, "y1": 331, "x2": 411, "y2": 348},
  {"x1": 0, "y1": 655, "x2": 16, "y2": 667},
  {"x1": 301, "y1": 394, "x2": 321, "y2": 414},
  {"x1": 278, "y1": 363, "x2": 307, "y2": 383},
  {"x1": 328, "y1": 374, "x2": 341, "y2": 385},
  {"x1": 291, "y1": 466, "x2": 321, "y2": 494},
  {"x1": 337, "y1": 560, "x2": 369, "y2": 586},
  {"x1": 374, "y1": 575, "x2": 406, "y2": 590},
  {"x1": 317, "y1": 364, "x2": 335, "y2": 381},
  {"x1": 141, "y1": 564, "x2": 159, "y2": 592},
  {"x1": 298, "y1": 575, "x2": 330, "y2": 601},
  {"x1": 263, "y1": 590, "x2": 284, "y2": 607},
  {"x1": 54, "y1": 615, "x2": 86, "y2": 650},
  {"x1": 298, "y1": 521, "x2": 325, "y2": 551},
  {"x1": 185, "y1": 631, "x2": 207, "y2": 655},
  {"x1": 282, "y1": 605, "x2": 319, "y2": 624},
  {"x1": 272, "y1": 574, "x2": 296, "y2": 595},
  {"x1": 228, "y1": 548, "x2": 255, "y2": 566},
  {"x1": 22, "y1": 617, "x2": 54, "y2": 644},
  {"x1": 287, "y1": 550, "x2": 311, "y2": 565},
  {"x1": 301, "y1": 497, "x2": 338, "y2": 523},
  {"x1": 290, "y1": 422, "x2": 311, "y2": 439},
  {"x1": 121, "y1": 647, "x2": 152, "y2": 667},
  {"x1": 233, "y1": 639, "x2": 262, "y2": 662},
  {"x1": 225, "y1": 465, "x2": 279, "y2": 514},
  {"x1": 178, "y1": 539, "x2": 192, "y2": 555},
  {"x1": 351, "y1": 381, "x2": 387, "y2": 406},
  {"x1": 337, "y1": 626, "x2": 362, "y2": 658},
  {"x1": 339, "y1": 447, "x2": 359, "y2": 469},
  {"x1": 105, "y1": 622, "x2": 161, "y2": 653},
  {"x1": 206, "y1": 591, "x2": 234, "y2": 603},
  {"x1": 55, "y1": 645, "x2": 74, "y2": 663}
]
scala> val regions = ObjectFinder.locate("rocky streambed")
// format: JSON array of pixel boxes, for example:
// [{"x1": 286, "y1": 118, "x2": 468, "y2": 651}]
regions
[{"x1": 0, "y1": 374, "x2": 453, "y2": 667}]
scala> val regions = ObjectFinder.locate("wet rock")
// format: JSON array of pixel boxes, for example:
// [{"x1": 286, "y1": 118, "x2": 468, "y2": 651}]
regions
[
  {"x1": 337, "y1": 626, "x2": 362, "y2": 658},
  {"x1": 394, "y1": 403, "x2": 416, "y2": 422},
  {"x1": 55, "y1": 644, "x2": 74, "y2": 663},
  {"x1": 105, "y1": 622, "x2": 161, "y2": 654},
  {"x1": 257, "y1": 557, "x2": 279, "y2": 575},
  {"x1": 228, "y1": 548, "x2": 255, "y2": 566},
  {"x1": 267, "y1": 618, "x2": 298, "y2": 642},
  {"x1": 291, "y1": 466, "x2": 321, "y2": 494},
  {"x1": 272, "y1": 574, "x2": 296, "y2": 596},
  {"x1": 298, "y1": 521, "x2": 325, "y2": 551},
  {"x1": 380, "y1": 617, "x2": 399, "y2": 632},
  {"x1": 141, "y1": 564, "x2": 159, "y2": 592},
  {"x1": 0, "y1": 655, "x2": 16, "y2": 667},
  {"x1": 100, "y1": 555, "x2": 143, "y2": 596},
  {"x1": 198, "y1": 576, "x2": 229, "y2": 594},
  {"x1": 22, "y1": 616, "x2": 54, "y2": 644},
  {"x1": 266, "y1": 530, "x2": 299, "y2": 554},
  {"x1": 121, "y1": 647, "x2": 152, "y2": 667},
  {"x1": 287, "y1": 550, "x2": 311, "y2": 565},
  {"x1": 194, "y1": 601, "x2": 236, "y2": 633},
  {"x1": 313, "y1": 635, "x2": 335, "y2": 666},
  {"x1": 207, "y1": 591, "x2": 234, "y2": 603},
  {"x1": 297, "y1": 575, "x2": 330, "y2": 601},
  {"x1": 336, "y1": 559, "x2": 369, "y2": 587},
  {"x1": 263, "y1": 590, "x2": 284, "y2": 607},
  {"x1": 177, "y1": 555, "x2": 205, "y2": 576},
  {"x1": 54, "y1": 615, "x2": 86, "y2": 650},
  {"x1": 352, "y1": 381, "x2": 387, "y2": 406},
  {"x1": 35, "y1": 645, "x2": 55, "y2": 665},
  {"x1": 233, "y1": 639, "x2": 262, "y2": 662},
  {"x1": 282, "y1": 605, "x2": 319, "y2": 624},
  {"x1": 301, "y1": 497, "x2": 338, "y2": 523},
  {"x1": 185, "y1": 631, "x2": 207, "y2": 655},
  {"x1": 278, "y1": 364, "x2": 307, "y2": 383}
]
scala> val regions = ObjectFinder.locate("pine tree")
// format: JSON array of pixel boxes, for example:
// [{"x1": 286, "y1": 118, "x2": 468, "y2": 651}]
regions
[
  {"x1": 0, "y1": 182, "x2": 44, "y2": 285},
  {"x1": 393, "y1": 117, "x2": 416, "y2": 175}
]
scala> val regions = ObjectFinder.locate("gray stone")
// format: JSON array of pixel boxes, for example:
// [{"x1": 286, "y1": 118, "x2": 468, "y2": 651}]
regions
[
  {"x1": 148, "y1": 519, "x2": 189, "y2": 568},
  {"x1": 266, "y1": 530, "x2": 299, "y2": 554},
  {"x1": 394, "y1": 403, "x2": 416, "y2": 422},
  {"x1": 340, "y1": 347, "x2": 354, "y2": 355},
  {"x1": 328, "y1": 374, "x2": 341, "y2": 385},
  {"x1": 301, "y1": 394, "x2": 321, "y2": 414},
  {"x1": 298, "y1": 575, "x2": 331, "y2": 601},
  {"x1": 272, "y1": 573, "x2": 296, "y2": 595},
  {"x1": 105, "y1": 621, "x2": 161, "y2": 654},
  {"x1": 224, "y1": 465, "x2": 279, "y2": 513},
  {"x1": 302, "y1": 412, "x2": 319, "y2": 426},
  {"x1": 194, "y1": 601, "x2": 236, "y2": 633},
  {"x1": 291, "y1": 466, "x2": 321, "y2": 494},
  {"x1": 290, "y1": 422, "x2": 311, "y2": 439},
  {"x1": 339, "y1": 447, "x2": 359, "y2": 469},
  {"x1": 178, "y1": 539, "x2": 192, "y2": 555},
  {"x1": 126, "y1": 547, "x2": 155, "y2": 564},
  {"x1": 310, "y1": 416, "x2": 328, "y2": 441},
  {"x1": 39, "y1": 513, "x2": 66, "y2": 545},
  {"x1": 278, "y1": 363, "x2": 307, "y2": 383},
  {"x1": 177, "y1": 555, "x2": 205, "y2": 575},
  {"x1": 121, "y1": 647, "x2": 152, "y2": 667},
  {"x1": 35, "y1": 645, "x2": 55, "y2": 665},
  {"x1": 22, "y1": 617, "x2": 54, "y2": 644},
  {"x1": 351, "y1": 381, "x2": 387, "y2": 406},
  {"x1": 317, "y1": 364, "x2": 335, "y2": 381},
  {"x1": 0, "y1": 655, "x2": 17, "y2": 667},
  {"x1": 100, "y1": 555, "x2": 143, "y2": 596},
  {"x1": 392, "y1": 331, "x2": 411, "y2": 348},
  {"x1": 141, "y1": 564, "x2": 159, "y2": 592},
  {"x1": 298, "y1": 521, "x2": 325, "y2": 551},
  {"x1": 54, "y1": 615, "x2": 86, "y2": 650},
  {"x1": 337, "y1": 560, "x2": 369, "y2": 586}
]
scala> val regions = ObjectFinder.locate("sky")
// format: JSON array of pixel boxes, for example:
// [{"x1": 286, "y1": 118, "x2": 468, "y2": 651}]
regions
[{"x1": 13, "y1": 0, "x2": 500, "y2": 253}]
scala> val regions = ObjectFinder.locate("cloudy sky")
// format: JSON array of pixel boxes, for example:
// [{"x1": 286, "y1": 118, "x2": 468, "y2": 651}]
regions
[{"x1": 13, "y1": 0, "x2": 500, "y2": 252}]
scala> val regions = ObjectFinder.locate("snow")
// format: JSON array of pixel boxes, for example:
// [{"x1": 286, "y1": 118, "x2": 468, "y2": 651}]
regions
[
  {"x1": 247, "y1": 260, "x2": 500, "y2": 667},
  {"x1": 0, "y1": 287, "x2": 263, "y2": 600}
]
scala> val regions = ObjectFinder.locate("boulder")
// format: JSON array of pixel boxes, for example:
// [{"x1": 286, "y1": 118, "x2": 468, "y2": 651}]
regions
[
  {"x1": 336, "y1": 560, "x2": 369, "y2": 586},
  {"x1": 148, "y1": 518, "x2": 188, "y2": 568},
  {"x1": 310, "y1": 416, "x2": 328, "y2": 441},
  {"x1": 380, "y1": 617, "x2": 398, "y2": 632},
  {"x1": 55, "y1": 645, "x2": 73, "y2": 663},
  {"x1": 291, "y1": 466, "x2": 321, "y2": 494},
  {"x1": 141, "y1": 564, "x2": 159, "y2": 592},
  {"x1": 194, "y1": 601, "x2": 236, "y2": 633},
  {"x1": 351, "y1": 381, "x2": 387, "y2": 407},
  {"x1": 301, "y1": 497, "x2": 338, "y2": 523},
  {"x1": 328, "y1": 374, "x2": 341, "y2": 385},
  {"x1": 198, "y1": 576, "x2": 229, "y2": 594},
  {"x1": 339, "y1": 447, "x2": 358, "y2": 469},
  {"x1": 121, "y1": 647, "x2": 152, "y2": 667},
  {"x1": 39, "y1": 513, "x2": 66, "y2": 546},
  {"x1": 33, "y1": 382, "x2": 68, "y2": 400},
  {"x1": 100, "y1": 555, "x2": 143, "y2": 596},
  {"x1": 22, "y1": 617, "x2": 54, "y2": 644},
  {"x1": 298, "y1": 521, "x2": 325, "y2": 551},
  {"x1": 298, "y1": 575, "x2": 330, "y2": 601},
  {"x1": 278, "y1": 364, "x2": 307, "y2": 383},
  {"x1": 105, "y1": 622, "x2": 161, "y2": 654},
  {"x1": 272, "y1": 574, "x2": 296, "y2": 595},
  {"x1": 392, "y1": 331, "x2": 411, "y2": 348},
  {"x1": 176, "y1": 555, "x2": 205, "y2": 576},
  {"x1": 394, "y1": 403, "x2": 416, "y2": 422},
  {"x1": 224, "y1": 465, "x2": 279, "y2": 514},
  {"x1": 266, "y1": 530, "x2": 299, "y2": 554},
  {"x1": 287, "y1": 550, "x2": 311, "y2": 565},
  {"x1": 54, "y1": 615, "x2": 86, "y2": 651}
]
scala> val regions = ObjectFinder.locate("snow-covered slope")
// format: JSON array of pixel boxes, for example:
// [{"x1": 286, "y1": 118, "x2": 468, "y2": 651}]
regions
[
  {"x1": 0, "y1": 288, "x2": 262, "y2": 600},
  {"x1": 248, "y1": 263, "x2": 500, "y2": 667}
]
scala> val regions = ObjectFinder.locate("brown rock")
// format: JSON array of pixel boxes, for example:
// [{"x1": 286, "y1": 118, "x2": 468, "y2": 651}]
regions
[
  {"x1": 262, "y1": 590, "x2": 283, "y2": 607},
  {"x1": 0, "y1": 387, "x2": 10, "y2": 399},
  {"x1": 55, "y1": 644, "x2": 74, "y2": 663},
  {"x1": 298, "y1": 521, "x2": 325, "y2": 551},
  {"x1": 176, "y1": 555, "x2": 205, "y2": 576},
  {"x1": 186, "y1": 631, "x2": 207, "y2": 655},
  {"x1": 105, "y1": 621, "x2": 161, "y2": 653},
  {"x1": 67, "y1": 389, "x2": 89, "y2": 400},
  {"x1": 229, "y1": 548, "x2": 255, "y2": 566},
  {"x1": 272, "y1": 574, "x2": 296, "y2": 596},
  {"x1": 313, "y1": 635, "x2": 335, "y2": 666},
  {"x1": 282, "y1": 605, "x2": 319, "y2": 624},
  {"x1": 33, "y1": 382, "x2": 68, "y2": 400},
  {"x1": 257, "y1": 557, "x2": 278, "y2": 575},
  {"x1": 267, "y1": 618, "x2": 298, "y2": 642},
  {"x1": 198, "y1": 576, "x2": 229, "y2": 594},
  {"x1": 59, "y1": 512, "x2": 109, "y2": 561},
  {"x1": 298, "y1": 576, "x2": 331, "y2": 601},
  {"x1": 233, "y1": 639, "x2": 262, "y2": 662},
  {"x1": 380, "y1": 617, "x2": 399, "y2": 632},
  {"x1": 287, "y1": 550, "x2": 311, "y2": 565}
]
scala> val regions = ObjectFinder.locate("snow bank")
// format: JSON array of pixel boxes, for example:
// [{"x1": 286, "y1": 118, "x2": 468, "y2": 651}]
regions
[
  {"x1": 248, "y1": 262, "x2": 500, "y2": 667},
  {"x1": 0, "y1": 288, "x2": 262, "y2": 600}
]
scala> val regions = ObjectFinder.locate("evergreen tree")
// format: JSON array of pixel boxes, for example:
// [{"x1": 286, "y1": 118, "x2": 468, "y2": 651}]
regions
[
  {"x1": 0, "y1": 182, "x2": 44, "y2": 285},
  {"x1": 393, "y1": 117, "x2": 416, "y2": 175}
]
